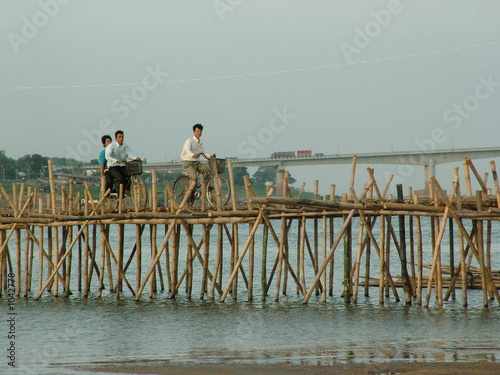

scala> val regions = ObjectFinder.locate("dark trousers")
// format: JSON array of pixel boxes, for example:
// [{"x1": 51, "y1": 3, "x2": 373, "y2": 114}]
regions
[
  {"x1": 108, "y1": 166, "x2": 130, "y2": 192},
  {"x1": 104, "y1": 171, "x2": 114, "y2": 193}
]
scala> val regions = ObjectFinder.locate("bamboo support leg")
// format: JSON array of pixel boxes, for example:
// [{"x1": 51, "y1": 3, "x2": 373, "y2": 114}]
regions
[
  {"x1": 98, "y1": 224, "x2": 107, "y2": 296},
  {"x1": 261, "y1": 224, "x2": 268, "y2": 300},
  {"x1": 232, "y1": 224, "x2": 239, "y2": 299},
  {"x1": 248, "y1": 222, "x2": 254, "y2": 301},
  {"x1": 23, "y1": 227, "x2": 31, "y2": 297},
  {"x1": 15, "y1": 229, "x2": 21, "y2": 296},
  {"x1": 322, "y1": 214, "x2": 327, "y2": 302},
  {"x1": 329, "y1": 216, "x2": 335, "y2": 296},
  {"x1": 274, "y1": 217, "x2": 286, "y2": 301},
  {"x1": 136, "y1": 224, "x2": 142, "y2": 297},
  {"x1": 200, "y1": 224, "x2": 209, "y2": 299},
  {"x1": 431, "y1": 177, "x2": 500, "y2": 305},
  {"x1": 353, "y1": 221, "x2": 365, "y2": 303}
]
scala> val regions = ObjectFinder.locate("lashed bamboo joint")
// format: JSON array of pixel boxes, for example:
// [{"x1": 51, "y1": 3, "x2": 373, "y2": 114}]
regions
[{"x1": 0, "y1": 158, "x2": 499, "y2": 309}]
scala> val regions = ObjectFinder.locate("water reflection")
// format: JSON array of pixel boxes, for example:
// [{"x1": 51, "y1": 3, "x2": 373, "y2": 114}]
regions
[
  {"x1": 5, "y1": 219, "x2": 500, "y2": 374},
  {"x1": 13, "y1": 291, "x2": 500, "y2": 375}
]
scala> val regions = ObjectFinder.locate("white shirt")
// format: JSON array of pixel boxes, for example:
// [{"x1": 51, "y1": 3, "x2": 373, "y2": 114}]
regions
[
  {"x1": 181, "y1": 136, "x2": 208, "y2": 161},
  {"x1": 105, "y1": 141, "x2": 137, "y2": 168}
]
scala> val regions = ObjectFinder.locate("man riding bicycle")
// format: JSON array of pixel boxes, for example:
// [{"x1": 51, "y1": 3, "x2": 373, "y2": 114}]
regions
[
  {"x1": 105, "y1": 130, "x2": 141, "y2": 195},
  {"x1": 180, "y1": 124, "x2": 214, "y2": 184}
]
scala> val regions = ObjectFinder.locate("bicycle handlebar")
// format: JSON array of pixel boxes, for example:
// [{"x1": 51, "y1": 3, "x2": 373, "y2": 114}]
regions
[{"x1": 199, "y1": 152, "x2": 215, "y2": 159}]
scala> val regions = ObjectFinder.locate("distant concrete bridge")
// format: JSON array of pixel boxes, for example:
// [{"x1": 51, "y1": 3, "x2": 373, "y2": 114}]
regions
[{"x1": 84, "y1": 147, "x2": 500, "y2": 191}]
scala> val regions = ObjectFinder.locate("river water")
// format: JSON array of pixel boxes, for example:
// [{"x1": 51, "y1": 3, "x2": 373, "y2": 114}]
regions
[{"x1": 1, "y1": 218, "x2": 499, "y2": 374}]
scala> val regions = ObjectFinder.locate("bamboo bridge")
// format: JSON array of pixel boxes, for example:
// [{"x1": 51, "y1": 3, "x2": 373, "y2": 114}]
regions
[{"x1": 0, "y1": 157, "x2": 499, "y2": 309}]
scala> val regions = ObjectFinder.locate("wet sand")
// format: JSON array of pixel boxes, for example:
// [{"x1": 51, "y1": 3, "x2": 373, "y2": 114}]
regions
[{"x1": 75, "y1": 361, "x2": 500, "y2": 375}]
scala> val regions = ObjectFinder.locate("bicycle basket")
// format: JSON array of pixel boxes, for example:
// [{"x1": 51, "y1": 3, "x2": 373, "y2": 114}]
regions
[
  {"x1": 214, "y1": 158, "x2": 226, "y2": 174},
  {"x1": 126, "y1": 160, "x2": 143, "y2": 175}
]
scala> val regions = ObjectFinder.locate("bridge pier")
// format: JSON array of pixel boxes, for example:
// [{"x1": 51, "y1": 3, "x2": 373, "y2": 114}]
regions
[{"x1": 275, "y1": 165, "x2": 285, "y2": 195}]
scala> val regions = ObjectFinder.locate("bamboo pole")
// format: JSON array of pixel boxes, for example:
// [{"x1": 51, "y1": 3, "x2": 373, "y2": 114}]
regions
[
  {"x1": 37, "y1": 219, "x2": 44, "y2": 296},
  {"x1": 88, "y1": 225, "x2": 99, "y2": 295},
  {"x1": 209, "y1": 223, "x2": 222, "y2": 299},
  {"x1": 459, "y1": 222, "x2": 468, "y2": 307},
  {"x1": 350, "y1": 186, "x2": 400, "y2": 303},
  {"x1": 259, "y1": 215, "x2": 300, "y2": 296},
  {"x1": 300, "y1": 217, "x2": 308, "y2": 293},
  {"x1": 47, "y1": 160, "x2": 57, "y2": 214},
  {"x1": 298, "y1": 182, "x2": 305, "y2": 198},
  {"x1": 303, "y1": 182, "x2": 373, "y2": 304},
  {"x1": 396, "y1": 184, "x2": 412, "y2": 304},
  {"x1": 18, "y1": 183, "x2": 25, "y2": 214},
  {"x1": 274, "y1": 172, "x2": 290, "y2": 300},
  {"x1": 0, "y1": 230, "x2": 4, "y2": 296},
  {"x1": 350, "y1": 155, "x2": 357, "y2": 200},
  {"x1": 489, "y1": 160, "x2": 500, "y2": 208},
  {"x1": 15, "y1": 228, "x2": 21, "y2": 296},
  {"x1": 243, "y1": 175, "x2": 254, "y2": 211},
  {"x1": 353, "y1": 218, "x2": 365, "y2": 303},
  {"x1": 152, "y1": 170, "x2": 158, "y2": 212},
  {"x1": 329, "y1": 185, "x2": 335, "y2": 296},
  {"x1": 136, "y1": 223, "x2": 142, "y2": 296},
  {"x1": 247, "y1": 219, "x2": 254, "y2": 301},
  {"x1": 149, "y1": 224, "x2": 161, "y2": 297},
  {"x1": 434, "y1": 191, "x2": 443, "y2": 306},
  {"x1": 0, "y1": 193, "x2": 35, "y2": 259},
  {"x1": 466, "y1": 159, "x2": 488, "y2": 193},
  {"x1": 343, "y1": 208, "x2": 352, "y2": 303},
  {"x1": 261, "y1": 221, "x2": 269, "y2": 300},
  {"x1": 408, "y1": 191, "x2": 416, "y2": 297},
  {"x1": 98, "y1": 224, "x2": 107, "y2": 297},
  {"x1": 462, "y1": 158, "x2": 472, "y2": 198},
  {"x1": 431, "y1": 177, "x2": 500, "y2": 305},
  {"x1": 220, "y1": 189, "x2": 274, "y2": 302},
  {"x1": 413, "y1": 194, "x2": 423, "y2": 305},
  {"x1": 200, "y1": 224, "x2": 209, "y2": 299},
  {"x1": 448, "y1": 217, "x2": 455, "y2": 301},
  {"x1": 364, "y1": 221, "x2": 371, "y2": 297},
  {"x1": 321, "y1": 198, "x2": 327, "y2": 302},
  {"x1": 61, "y1": 185, "x2": 67, "y2": 212},
  {"x1": 134, "y1": 180, "x2": 196, "y2": 300},
  {"x1": 12, "y1": 183, "x2": 18, "y2": 213},
  {"x1": 0, "y1": 184, "x2": 19, "y2": 217},
  {"x1": 231, "y1": 223, "x2": 239, "y2": 299},
  {"x1": 486, "y1": 219, "x2": 492, "y2": 300},
  {"x1": 34, "y1": 191, "x2": 111, "y2": 299},
  {"x1": 382, "y1": 174, "x2": 394, "y2": 200},
  {"x1": 282, "y1": 174, "x2": 292, "y2": 296},
  {"x1": 424, "y1": 207, "x2": 449, "y2": 308},
  {"x1": 227, "y1": 159, "x2": 237, "y2": 211},
  {"x1": 475, "y1": 191, "x2": 488, "y2": 306}
]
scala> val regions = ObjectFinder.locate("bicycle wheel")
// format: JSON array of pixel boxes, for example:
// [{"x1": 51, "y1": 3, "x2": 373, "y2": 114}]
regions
[
  {"x1": 130, "y1": 175, "x2": 148, "y2": 209},
  {"x1": 206, "y1": 175, "x2": 230, "y2": 207},
  {"x1": 173, "y1": 175, "x2": 192, "y2": 206},
  {"x1": 97, "y1": 183, "x2": 120, "y2": 212}
]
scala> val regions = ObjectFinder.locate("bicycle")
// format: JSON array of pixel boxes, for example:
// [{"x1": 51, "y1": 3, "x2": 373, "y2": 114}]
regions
[
  {"x1": 173, "y1": 156, "x2": 231, "y2": 208},
  {"x1": 99, "y1": 160, "x2": 148, "y2": 211}
]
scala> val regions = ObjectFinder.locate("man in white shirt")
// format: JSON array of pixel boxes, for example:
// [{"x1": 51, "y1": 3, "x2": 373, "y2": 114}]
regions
[
  {"x1": 180, "y1": 124, "x2": 213, "y2": 184},
  {"x1": 105, "y1": 130, "x2": 140, "y2": 194}
]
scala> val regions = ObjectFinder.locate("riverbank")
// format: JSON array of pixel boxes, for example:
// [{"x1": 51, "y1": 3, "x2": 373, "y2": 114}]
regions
[{"x1": 74, "y1": 361, "x2": 500, "y2": 375}]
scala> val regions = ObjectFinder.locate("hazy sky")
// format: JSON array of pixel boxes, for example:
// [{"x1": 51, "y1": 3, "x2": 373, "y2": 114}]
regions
[{"x1": 1, "y1": 0, "x2": 500, "y2": 194}]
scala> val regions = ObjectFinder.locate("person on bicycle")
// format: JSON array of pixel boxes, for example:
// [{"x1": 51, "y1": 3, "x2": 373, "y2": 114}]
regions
[
  {"x1": 105, "y1": 130, "x2": 140, "y2": 195},
  {"x1": 180, "y1": 124, "x2": 214, "y2": 184},
  {"x1": 98, "y1": 135, "x2": 114, "y2": 194}
]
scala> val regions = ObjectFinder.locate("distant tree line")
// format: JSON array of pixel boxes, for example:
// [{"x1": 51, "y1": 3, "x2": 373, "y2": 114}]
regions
[{"x1": 0, "y1": 151, "x2": 84, "y2": 180}]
